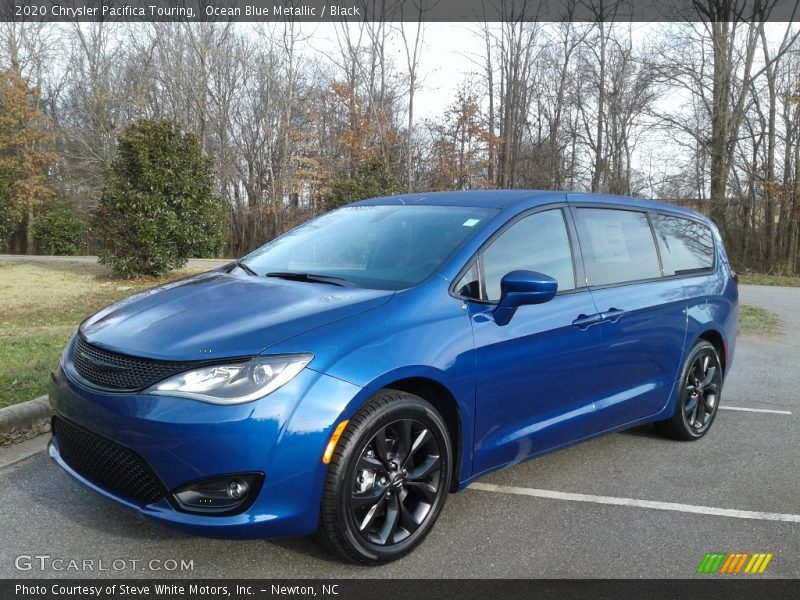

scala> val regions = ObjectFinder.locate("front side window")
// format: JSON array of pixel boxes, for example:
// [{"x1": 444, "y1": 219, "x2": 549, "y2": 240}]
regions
[
  {"x1": 243, "y1": 205, "x2": 495, "y2": 290},
  {"x1": 652, "y1": 214, "x2": 715, "y2": 276},
  {"x1": 455, "y1": 261, "x2": 480, "y2": 298},
  {"x1": 480, "y1": 209, "x2": 576, "y2": 302},
  {"x1": 574, "y1": 208, "x2": 661, "y2": 286}
]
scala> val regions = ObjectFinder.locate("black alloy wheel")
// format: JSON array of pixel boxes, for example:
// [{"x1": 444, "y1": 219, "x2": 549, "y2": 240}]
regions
[
  {"x1": 683, "y1": 350, "x2": 721, "y2": 434},
  {"x1": 318, "y1": 390, "x2": 452, "y2": 564},
  {"x1": 349, "y1": 418, "x2": 443, "y2": 546},
  {"x1": 656, "y1": 340, "x2": 723, "y2": 440}
]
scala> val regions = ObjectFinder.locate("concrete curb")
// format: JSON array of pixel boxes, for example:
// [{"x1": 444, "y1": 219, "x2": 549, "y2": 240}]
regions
[{"x1": 0, "y1": 396, "x2": 51, "y2": 443}]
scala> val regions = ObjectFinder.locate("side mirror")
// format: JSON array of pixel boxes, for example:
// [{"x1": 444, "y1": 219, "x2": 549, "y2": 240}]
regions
[{"x1": 494, "y1": 270, "x2": 558, "y2": 326}]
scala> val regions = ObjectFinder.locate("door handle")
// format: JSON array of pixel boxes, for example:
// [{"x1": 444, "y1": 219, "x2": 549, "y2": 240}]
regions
[
  {"x1": 572, "y1": 313, "x2": 603, "y2": 329},
  {"x1": 603, "y1": 307, "x2": 626, "y2": 323}
]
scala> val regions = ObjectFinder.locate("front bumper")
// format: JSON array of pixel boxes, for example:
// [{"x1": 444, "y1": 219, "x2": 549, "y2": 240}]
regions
[{"x1": 48, "y1": 359, "x2": 364, "y2": 539}]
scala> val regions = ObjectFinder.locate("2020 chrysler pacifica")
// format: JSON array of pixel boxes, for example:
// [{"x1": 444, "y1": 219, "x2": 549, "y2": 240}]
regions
[{"x1": 49, "y1": 190, "x2": 737, "y2": 564}]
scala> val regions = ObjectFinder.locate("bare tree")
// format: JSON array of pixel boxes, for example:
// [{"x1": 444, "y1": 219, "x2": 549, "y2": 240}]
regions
[
  {"x1": 689, "y1": 0, "x2": 798, "y2": 233},
  {"x1": 397, "y1": 0, "x2": 429, "y2": 192}
]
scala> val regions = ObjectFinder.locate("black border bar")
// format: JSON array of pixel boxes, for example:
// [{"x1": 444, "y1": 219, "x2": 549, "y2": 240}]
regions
[
  {"x1": 3, "y1": 0, "x2": 800, "y2": 23},
  {"x1": 5, "y1": 579, "x2": 800, "y2": 600}
]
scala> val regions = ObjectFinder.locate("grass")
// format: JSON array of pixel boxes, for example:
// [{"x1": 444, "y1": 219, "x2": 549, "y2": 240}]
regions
[
  {"x1": 0, "y1": 261, "x2": 208, "y2": 408},
  {"x1": 738, "y1": 273, "x2": 800, "y2": 287},
  {"x1": 738, "y1": 304, "x2": 782, "y2": 337}
]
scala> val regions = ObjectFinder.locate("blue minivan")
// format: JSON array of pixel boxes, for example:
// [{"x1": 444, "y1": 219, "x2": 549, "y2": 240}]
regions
[{"x1": 49, "y1": 191, "x2": 737, "y2": 563}]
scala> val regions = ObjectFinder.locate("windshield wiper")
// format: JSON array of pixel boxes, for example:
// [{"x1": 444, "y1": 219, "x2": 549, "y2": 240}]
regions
[
  {"x1": 227, "y1": 260, "x2": 258, "y2": 276},
  {"x1": 265, "y1": 272, "x2": 356, "y2": 287}
]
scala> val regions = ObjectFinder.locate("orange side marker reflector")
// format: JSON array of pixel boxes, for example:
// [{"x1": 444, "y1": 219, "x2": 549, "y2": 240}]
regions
[{"x1": 323, "y1": 420, "x2": 349, "y2": 464}]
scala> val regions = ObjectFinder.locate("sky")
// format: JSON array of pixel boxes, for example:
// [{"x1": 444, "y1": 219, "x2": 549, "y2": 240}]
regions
[{"x1": 299, "y1": 21, "x2": 664, "y2": 119}]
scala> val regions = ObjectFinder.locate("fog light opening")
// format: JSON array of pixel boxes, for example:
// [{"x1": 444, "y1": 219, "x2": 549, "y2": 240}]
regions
[{"x1": 171, "y1": 473, "x2": 263, "y2": 516}]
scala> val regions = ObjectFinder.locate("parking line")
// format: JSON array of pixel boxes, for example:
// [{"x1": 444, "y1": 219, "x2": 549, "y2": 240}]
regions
[
  {"x1": 469, "y1": 482, "x2": 800, "y2": 523},
  {"x1": 719, "y1": 406, "x2": 792, "y2": 415}
]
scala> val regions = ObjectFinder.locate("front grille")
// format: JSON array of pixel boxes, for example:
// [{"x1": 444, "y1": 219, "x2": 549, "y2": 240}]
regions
[
  {"x1": 52, "y1": 416, "x2": 168, "y2": 505},
  {"x1": 71, "y1": 336, "x2": 199, "y2": 391}
]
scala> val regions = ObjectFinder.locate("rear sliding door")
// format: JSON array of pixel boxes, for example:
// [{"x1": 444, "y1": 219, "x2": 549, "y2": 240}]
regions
[{"x1": 570, "y1": 204, "x2": 688, "y2": 431}]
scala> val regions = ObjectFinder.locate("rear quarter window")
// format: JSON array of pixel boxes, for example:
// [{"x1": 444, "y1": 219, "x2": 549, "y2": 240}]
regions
[
  {"x1": 574, "y1": 208, "x2": 661, "y2": 286},
  {"x1": 651, "y1": 214, "x2": 715, "y2": 275}
]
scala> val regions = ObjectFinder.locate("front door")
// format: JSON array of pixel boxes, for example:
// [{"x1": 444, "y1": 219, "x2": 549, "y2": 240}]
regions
[{"x1": 462, "y1": 208, "x2": 604, "y2": 475}]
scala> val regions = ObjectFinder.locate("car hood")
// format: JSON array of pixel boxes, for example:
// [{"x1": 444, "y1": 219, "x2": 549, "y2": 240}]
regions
[{"x1": 79, "y1": 271, "x2": 394, "y2": 360}]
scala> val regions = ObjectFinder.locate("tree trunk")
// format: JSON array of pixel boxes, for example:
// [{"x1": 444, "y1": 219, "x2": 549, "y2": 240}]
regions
[
  {"x1": 26, "y1": 203, "x2": 34, "y2": 255},
  {"x1": 761, "y1": 28, "x2": 777, "y2": 265},
  {"x1": 591, "y1": 22, "x2": 606, "y2": 193},
  {"x1": 484, "y1": 26, "x2": 495, "y2": 186}
]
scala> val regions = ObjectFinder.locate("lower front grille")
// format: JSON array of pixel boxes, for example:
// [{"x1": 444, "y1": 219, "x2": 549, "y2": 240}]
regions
[{"x1": 51, "y1": 416, "x2": 168, "y2": 505}]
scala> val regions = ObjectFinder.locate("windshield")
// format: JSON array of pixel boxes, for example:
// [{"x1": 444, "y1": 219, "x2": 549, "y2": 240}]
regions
[{"x1": 242, "y1": 205, "x2": 496, "y2": 290}]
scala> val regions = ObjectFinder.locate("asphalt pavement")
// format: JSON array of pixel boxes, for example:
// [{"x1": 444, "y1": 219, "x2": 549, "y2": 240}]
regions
[{"x1": 0, "y1": 284, "x2": 797, "y2": 578}]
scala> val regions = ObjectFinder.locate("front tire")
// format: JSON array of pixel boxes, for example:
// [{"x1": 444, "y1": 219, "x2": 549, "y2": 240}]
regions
[
  {"x1": 656, "y1": 340, "x2": 723, "y2": 441},
  {"x1": 318, "y1": 389, "x2": 453, "y2": 564}
]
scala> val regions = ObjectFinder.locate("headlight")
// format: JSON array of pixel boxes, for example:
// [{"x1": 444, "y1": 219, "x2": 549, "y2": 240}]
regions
[{"x1": 146, "y1": 354, "x2": 313, "y2": 404}]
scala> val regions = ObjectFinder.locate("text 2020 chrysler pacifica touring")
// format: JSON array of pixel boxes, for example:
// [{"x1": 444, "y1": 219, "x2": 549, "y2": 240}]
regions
[{"x1": 49, "y1": 190, "x2": 737, "y2": 563}]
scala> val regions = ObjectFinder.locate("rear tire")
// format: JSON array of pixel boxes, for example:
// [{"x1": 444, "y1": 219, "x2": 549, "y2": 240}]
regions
[
  {"x1": 318, "y1": 389, "x2": 453, "y2": 564},
  {"x1": 656, "y1": 340, "x2": 723, "y2": 441}
]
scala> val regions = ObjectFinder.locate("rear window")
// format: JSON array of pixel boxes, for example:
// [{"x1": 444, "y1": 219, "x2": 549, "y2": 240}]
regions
[
  {"x1": 574, "y1": 208, "x2": 661, "y2": 286},
  {"x1": 651, "y1": 214, "x2": 715, "y2": 275}
]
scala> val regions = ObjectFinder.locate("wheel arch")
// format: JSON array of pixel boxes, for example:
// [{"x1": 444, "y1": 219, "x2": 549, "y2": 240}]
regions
[
  {"x1": 657, "y1": 327, "x2": 728, "y2": 422},
  {"x1": 383, "y1": 377, "x2": 464, "y2": 492},
  {"x1": 696, "y1": 329, "x2": 727, "y2": 374}
]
